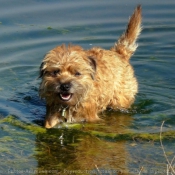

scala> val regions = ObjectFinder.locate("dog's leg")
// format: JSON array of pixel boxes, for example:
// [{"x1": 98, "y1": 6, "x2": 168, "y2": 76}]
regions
[
  {"x1": 44, "y1": 105, "x2": 60, "y2": 128},
  {"x1": 112, "y1": 5, "x2": 142, "y2": 60},
  {"x1": 80, "y1": 102, "x2": 102, "y2": 122}
]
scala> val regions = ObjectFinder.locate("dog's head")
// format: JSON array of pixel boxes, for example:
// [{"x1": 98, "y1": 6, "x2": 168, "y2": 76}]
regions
[{"x1": 39, "y1": 44, "x2": 96, "y2": 106}]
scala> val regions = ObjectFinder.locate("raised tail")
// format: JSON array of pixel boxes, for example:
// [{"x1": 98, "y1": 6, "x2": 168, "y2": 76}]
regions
[{"x1": 111, "y1": 5, "x2": 142, "y2": 60}]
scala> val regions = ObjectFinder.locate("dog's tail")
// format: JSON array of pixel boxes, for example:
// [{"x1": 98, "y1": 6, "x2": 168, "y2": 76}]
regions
[{"x1": 111, "y1": 5, "x2": 142, "y2": 60}]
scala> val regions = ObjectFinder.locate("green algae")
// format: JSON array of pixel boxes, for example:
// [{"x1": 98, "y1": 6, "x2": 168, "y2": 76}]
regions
[
  {"x1": 89, "y1": 129, "x2": 175, "y2": 142},
  {"x1": 1, "y1": 115, "x2": 175, "y2": 142},
  {"x1": 57, "y1": 122, "x2": 84, "y2": 130},
  {"x1": 0, "y1": 116, "x2": 46, "y2": 134},
  {"x1": 0, "y1": 115, "x2": 175, "y2": 174},
  {"x1": 0, "y1": 136, "x2": 13, "y2": 142},
  {"x1": 47, "y1": 26, "x2": 52, "y2": 30}
]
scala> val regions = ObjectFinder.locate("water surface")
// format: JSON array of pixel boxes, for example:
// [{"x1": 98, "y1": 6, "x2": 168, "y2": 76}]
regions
[{"x1": 0, "y1": 0, "x2": 175, "y2": 174}]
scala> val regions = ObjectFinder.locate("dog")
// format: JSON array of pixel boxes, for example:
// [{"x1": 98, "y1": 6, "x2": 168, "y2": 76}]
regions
[{"x1": 39, "y1": 5, "x2": 142, "y2": 128}]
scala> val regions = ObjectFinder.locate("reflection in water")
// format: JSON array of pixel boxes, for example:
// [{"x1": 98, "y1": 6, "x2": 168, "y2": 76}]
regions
[{"x1": 35, "y1": 113, "x2": 133, "y2": 174}]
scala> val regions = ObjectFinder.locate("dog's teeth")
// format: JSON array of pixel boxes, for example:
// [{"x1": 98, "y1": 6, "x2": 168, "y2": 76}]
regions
[{"x1": 60, "y1": 94, "x2": 71, "y2": 101}]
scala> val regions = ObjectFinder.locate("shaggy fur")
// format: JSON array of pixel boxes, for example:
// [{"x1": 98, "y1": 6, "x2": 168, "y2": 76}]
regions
[{"x1": 39, "y1": 5, "x2": 142, "y2": 128}]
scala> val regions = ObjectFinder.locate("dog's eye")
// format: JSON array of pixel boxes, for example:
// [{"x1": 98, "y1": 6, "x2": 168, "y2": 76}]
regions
[
  {"x1": 51, "y1": 70, "x2": 60, "y2": 76},
  {"x1": 75, "y1": 72, "x2": 81, "y2": 76}
]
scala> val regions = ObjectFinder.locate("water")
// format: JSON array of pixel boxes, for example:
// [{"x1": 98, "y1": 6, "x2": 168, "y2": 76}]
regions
[{"x1": 0, "y1": 0, "x2": 175, "y2": 174}]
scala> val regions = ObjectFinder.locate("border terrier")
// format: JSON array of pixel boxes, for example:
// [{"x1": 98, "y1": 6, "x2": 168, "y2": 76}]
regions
[{"x1": 39, "y1": 5, "x2": 142, "y2": 128}]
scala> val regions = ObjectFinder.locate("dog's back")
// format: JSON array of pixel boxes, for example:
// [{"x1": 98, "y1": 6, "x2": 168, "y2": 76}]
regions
[{"x1": 88, "y1": 5, "x2": 142, "y2": 110}]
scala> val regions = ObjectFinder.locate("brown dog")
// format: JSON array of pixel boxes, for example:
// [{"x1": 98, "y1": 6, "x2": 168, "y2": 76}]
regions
[{"x1": 39, "y1": 5, "x2": 142, "y2": 128}]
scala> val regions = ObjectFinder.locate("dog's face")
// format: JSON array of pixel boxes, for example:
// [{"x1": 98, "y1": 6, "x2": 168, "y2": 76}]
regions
[{"x1": 39, "y1": 45, "x2": 96, "y2": 107}]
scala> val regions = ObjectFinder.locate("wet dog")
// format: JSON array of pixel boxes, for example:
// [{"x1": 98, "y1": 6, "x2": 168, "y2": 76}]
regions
[{"x1": 39, "y1": 5, "x2": 142, "y2": 128}]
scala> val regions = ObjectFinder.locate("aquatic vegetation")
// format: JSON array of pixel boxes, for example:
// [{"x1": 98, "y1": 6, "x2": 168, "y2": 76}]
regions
[
  {"x1": 47, "y1": 26, "x2": 52, "y2": 30},
  {"x1": 1, "y1": 115, "x2": 175, "y2": 142},
  {"x1": 0, "y1": 115, "x2": 175, "y2": 174},
  {"x1": 0, "y1": 116, "x2": 46, "y2": 134}
]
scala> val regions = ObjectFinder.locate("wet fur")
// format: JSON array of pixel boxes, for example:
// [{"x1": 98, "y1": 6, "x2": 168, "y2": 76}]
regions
[{"x1": 39, "y1": 5, "x2": 142, "y2": 128}]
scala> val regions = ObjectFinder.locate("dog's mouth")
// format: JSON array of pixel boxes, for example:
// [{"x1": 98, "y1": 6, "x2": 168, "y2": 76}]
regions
[{"x1": 59, "y1": 93, "x2": 72, "y2": 101}]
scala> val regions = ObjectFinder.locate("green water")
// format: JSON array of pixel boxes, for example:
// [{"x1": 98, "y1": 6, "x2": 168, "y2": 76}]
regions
[{"x1": 0, "y1": 0, "x2": 175, "y2": 174}]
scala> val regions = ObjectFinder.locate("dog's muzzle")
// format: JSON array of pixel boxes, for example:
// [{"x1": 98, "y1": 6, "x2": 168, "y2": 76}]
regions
[{"x1": 59, "y1": 83, "x2": 72, "y2": 101}]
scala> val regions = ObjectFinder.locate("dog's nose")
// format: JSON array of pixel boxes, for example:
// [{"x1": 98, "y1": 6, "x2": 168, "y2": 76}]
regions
[{"x1": 60, "y1": 83, "x2": 71, "y2": 91}]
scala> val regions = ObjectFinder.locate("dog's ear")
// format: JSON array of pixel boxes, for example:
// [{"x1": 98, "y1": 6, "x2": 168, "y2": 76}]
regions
[
  {"x1": 39, "y1": 62, "x2": 45, "y2": 78},
  {"x1": 88, "y1": 56, "x2": 96, "y2": 79}
]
